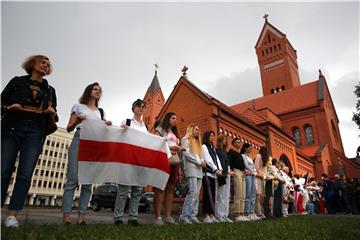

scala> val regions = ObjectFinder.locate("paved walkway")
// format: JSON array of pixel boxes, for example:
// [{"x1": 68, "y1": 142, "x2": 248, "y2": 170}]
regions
[
  {"x1": 2, "y1": 207, "x2": 359, "y2": 225},
  {"x1": 1, "y1": 207, "x2": 156, "y2": 225}
]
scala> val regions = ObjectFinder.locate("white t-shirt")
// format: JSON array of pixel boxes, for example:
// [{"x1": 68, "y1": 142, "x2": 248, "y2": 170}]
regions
[
  {"x1": 120, "y1": 118, "x2": 148, "y2": 133},
  {"x1": 71, "y1": 103, "x2": 102, "y2": 129}
]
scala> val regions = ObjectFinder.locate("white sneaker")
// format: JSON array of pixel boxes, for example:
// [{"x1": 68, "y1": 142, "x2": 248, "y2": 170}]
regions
[
  {"x1": 210, "y1": 215, "x2": 219, "y2": 223},
  {"x1": 154, "y1": 217, "x2": 163, "y2": 225},
  {"x1": 254, "y1": 215, "x2": 261, "y2": 221},
  {"x1": 225, "y1": 217, "x2": 233, "y2": 223},
  {"x1": 203, "y1": 215, "x2": 213, "y2": 223},
  {"x1": 248, "y1": 214, "x2": 260, "y2": 221},
  {"x1": 180, "y1": 218, "x2": 193, "y2": 224},
  {"x1": 242, "y1": 215, "x2": 251, "y2": 221},
  {"x1": 190, "y1": 218, "x2": 201, "y2": 224},
  {"x1": 218, "y1": 217, "x2": 227, "y2": 223},
  {"x1": 5, "y1": 216, "x2": 19, "y2": 228},
  {"x1": 235, "y1": 215, "x2": 243, "y2": 222},
  {"x1": 164, "y1": 216, "x2": 178, "y2": 225}
]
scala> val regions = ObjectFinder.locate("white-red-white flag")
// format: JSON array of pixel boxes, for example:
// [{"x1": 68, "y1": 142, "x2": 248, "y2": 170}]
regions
[{"x1": 78, "y1": 119, "x2": 171, "y2": 190}]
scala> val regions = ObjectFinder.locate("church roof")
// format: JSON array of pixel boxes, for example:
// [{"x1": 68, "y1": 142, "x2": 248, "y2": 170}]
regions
[
  {"x1": 255, "y1": 20, "x2": 286, "y2": 48},
  {"x1": 148, "y1": 71, "x2": 161, "y2": 95},
  {"x1": 255, "y1": 19, "x2": 297, "y2": 54},
  {"x1": 231, "y1": 80, "x2": 321, "y2": 116},
  {"x1": 159, "y1": 76, "x2": 266, "y2": 136},
  {"x1": 242, "y1": 108, "x2": 267, "y2": 125}
]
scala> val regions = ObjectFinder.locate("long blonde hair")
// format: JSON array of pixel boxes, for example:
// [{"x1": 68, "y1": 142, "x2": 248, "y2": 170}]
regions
[{"x1": 185, "y1": 124, "x2": 202, "y2": 157}]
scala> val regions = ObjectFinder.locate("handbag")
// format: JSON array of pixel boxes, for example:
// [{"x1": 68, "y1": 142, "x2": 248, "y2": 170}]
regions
[
  {"x1": 45, "y1": 114, "x2": 57, "y2": 135},
  {"x1": 218, "y1": 176, "x2": 227, "y2": 186},
  {"x1": 169, "y1": 153, "x2": 180, "y2": 166},
  {"x1": 44, "y1": 86, "x2": 57, "y2": 136}
]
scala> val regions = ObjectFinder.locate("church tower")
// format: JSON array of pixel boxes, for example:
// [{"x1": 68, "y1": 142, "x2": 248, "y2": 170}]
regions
[
  {"x1": 143, "y1": 67, "x2": 165, "y2": 130},
  {"x1": 255, "y1": 15, "x2": 301, "y2": 96}
]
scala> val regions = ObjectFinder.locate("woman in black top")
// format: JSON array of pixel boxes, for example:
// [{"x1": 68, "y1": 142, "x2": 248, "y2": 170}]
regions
[
  {"x1": 228, "y1": 137, "x2": 248, "y2": 221},
  {"x1": 215, "y1": 134, "x2": 235, "y2": 222},
  {"x1": 1, "y1": 55, "x2": 58, "y2": 227}
]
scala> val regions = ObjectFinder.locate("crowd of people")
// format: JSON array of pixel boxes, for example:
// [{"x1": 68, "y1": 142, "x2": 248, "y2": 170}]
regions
[{"x1": 2, "y1": 55, "x2": 360, "y2": 228}]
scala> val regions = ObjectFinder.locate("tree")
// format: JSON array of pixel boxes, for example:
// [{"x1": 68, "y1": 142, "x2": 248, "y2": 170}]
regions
[{"x1": 353, "y1": 82, "x2": 360, "y2": 129}]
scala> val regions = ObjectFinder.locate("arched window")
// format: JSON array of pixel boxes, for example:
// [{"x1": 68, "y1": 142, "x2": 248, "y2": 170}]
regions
[
  {"x1": 292, "y1": 127, "x2": 301, "y2": 146},
  {"x1": 280, "y1": 154, "x2": 293, "y2": 173},
  {"x1": 304, "y1": 125, "x2": 314, "y2": 145}
]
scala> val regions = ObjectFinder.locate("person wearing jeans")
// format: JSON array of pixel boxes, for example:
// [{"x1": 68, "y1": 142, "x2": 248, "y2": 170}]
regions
[
  {"x1": 215, "y1": 134, "x2": 235, "y2": 222},
  {"x1": 114, "y1": 99, "x2": 148, "y2": 226},
  {"x1": 179, "y1": 124, "x2": 205, "y2": 224},
  {"x1": 1, "y1": 55, "x2": 58, "y2": 228},
  {"x1": 242, "y1": 143, "x2": 260, "y2": 221},
  {"x1": 61, "y1": 82, "x2": 112, "y2": 224},
  {"x1": 61, "y1": 130, "x2": 92, "y2": 217}
]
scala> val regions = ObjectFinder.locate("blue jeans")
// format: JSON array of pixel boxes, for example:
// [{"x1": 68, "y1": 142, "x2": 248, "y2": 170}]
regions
[
  {"x1": 245, "y1": 175, "x2": 256, "y2": 213},
  {"x1": 1, "y1": 120, "x2": 44, "y2": 211},
  {"x1": 114, "y1": 185, "x2": 142, "y2": 221},
  {"x1": 180, "y1": 177, "x2": 202, "y2": 221},
  {"x1": 62, "y1": 129, "x2": 92, "y2": 214}
]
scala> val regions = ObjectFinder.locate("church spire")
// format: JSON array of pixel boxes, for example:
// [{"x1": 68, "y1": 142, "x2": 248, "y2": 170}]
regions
[
  {"x1": 143, "y1": 64, "x2": 165, "y2": 130},
  {"x1": 148, "y1": 64, "x2": 161, "y2": 95},
  {"x1": 255, "y1": 17, "x2": 300, "y2": 96}
]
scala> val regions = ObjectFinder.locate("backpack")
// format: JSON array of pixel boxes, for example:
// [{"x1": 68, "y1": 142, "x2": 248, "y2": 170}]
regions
[{"x1": 99, "y1": 108, "x2": 105, "y2": 120}]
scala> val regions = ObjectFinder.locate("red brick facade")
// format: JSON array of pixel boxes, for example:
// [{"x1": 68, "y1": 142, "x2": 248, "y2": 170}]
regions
[{"x1": 142, "y1": 19, "x2": 360, "y2": 180}]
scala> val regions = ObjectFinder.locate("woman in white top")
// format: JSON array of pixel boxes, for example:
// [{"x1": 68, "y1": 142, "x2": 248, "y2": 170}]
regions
[
  {"x1": 153, "y1": 112, "x2": 181, "y2": 225},
  {"x1": 254, "y1": 146, "x2": 268, "y2": 219},
  {"x1": 113, "y1": 99, "x2": 148, "y2": 226},
  {"x1": 61, "y1": 82, "x2": 112, "y2": 224},
  {"x1": 202, "y1": 131, "x2": 223, "y2": 223},
  {"x1": 242, "y1": 143, "x2": 260, "y2": 221}
]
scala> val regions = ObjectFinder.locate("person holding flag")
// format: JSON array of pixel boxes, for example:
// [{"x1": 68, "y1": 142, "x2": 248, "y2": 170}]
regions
[
  {"x1": 113, "y1": 99, "x2": 148, "y2": 226},
  {"x1": 61, "y1": 82, "x2": 112, "y2": 225}
]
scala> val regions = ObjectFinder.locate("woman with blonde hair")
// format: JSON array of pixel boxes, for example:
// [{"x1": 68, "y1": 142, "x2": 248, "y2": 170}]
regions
[{"x1": 179, "y1": 124, "x2": 206, "y2": 224}]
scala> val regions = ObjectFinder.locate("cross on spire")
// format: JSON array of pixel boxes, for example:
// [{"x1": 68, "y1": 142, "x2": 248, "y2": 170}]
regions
[
  {"x1": 181, "y1": 65, "x2": 188, "y2": 77},
  {"x1": 263, "y1": 13, "x2": 269, "y2": 22},
  {"x1": 154, "y1": 63, "x2": 159, "y2": 73}
]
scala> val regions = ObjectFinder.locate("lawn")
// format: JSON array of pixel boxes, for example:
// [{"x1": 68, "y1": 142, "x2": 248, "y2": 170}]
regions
[{"x1": 2, "y1": 215, "x2": 360, "y2": 240}]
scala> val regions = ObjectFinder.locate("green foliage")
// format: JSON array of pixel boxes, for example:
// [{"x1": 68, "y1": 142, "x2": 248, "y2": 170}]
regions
[
  {"x1": 353, "y1": 82, "x2": 360, "y2": 129},
  {"x1": 2, "y1": 216, "x2": 360, "y2": 240}
]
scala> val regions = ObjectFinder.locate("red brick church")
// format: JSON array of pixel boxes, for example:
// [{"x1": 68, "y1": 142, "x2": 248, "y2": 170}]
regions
[{"x1": 142, "y1": 18, "x2": 360, "y2": 179}]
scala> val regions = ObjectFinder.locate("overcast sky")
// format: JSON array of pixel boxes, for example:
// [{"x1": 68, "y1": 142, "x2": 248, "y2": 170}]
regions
[{"x1": 2, "y1": 1, "x2": 359, "y2": 157}]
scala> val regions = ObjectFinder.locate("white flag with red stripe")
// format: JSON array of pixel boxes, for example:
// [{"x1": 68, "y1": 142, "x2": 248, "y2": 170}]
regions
[{"x1": 78, "y1": 119, "x2": 171, "y2": 190}]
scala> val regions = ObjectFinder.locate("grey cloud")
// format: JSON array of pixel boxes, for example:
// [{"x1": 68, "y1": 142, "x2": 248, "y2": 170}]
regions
[
  {"x1": 206, "y1": 68, "x2": 262, "y2": 106},
  {"x1": 329, "y1": 72, "x2": 359, "y2": 109}
]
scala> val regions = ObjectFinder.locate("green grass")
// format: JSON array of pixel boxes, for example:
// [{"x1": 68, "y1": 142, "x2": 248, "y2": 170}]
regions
[{"x1": 2, "y1": 216, "x2": 360, "y2": 240}]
